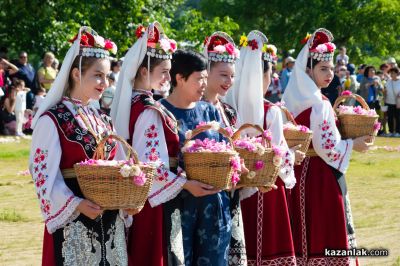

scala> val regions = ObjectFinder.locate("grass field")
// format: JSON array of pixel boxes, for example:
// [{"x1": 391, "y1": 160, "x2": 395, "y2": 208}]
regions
[{"x1": 0, "y1": 137, "x2": 399, "y2": 265}]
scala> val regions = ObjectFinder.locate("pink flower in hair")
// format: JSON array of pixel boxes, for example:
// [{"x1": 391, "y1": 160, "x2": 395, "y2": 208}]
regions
[
  {"x1": 170, "y1": 40, "x2": 177, "y2": 52},
  {"x1": 225, "y1": 43, "x2": 235, "y2": 55},
  {"x1": 214, "y1": 45, "x2": 226, "y2": 53},
  {"x1": 159, "y1": 38, "x2": 171, "y2": 53},
  {"x1": 325, "y1": 42, "x2": 336, "y2": 52},
  {"x1": 315, "y1": 44, "x2": 327, "y2": 53}
]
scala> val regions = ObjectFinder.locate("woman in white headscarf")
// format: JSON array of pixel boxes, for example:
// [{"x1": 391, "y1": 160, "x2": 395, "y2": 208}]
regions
[
  {"x1": 282, "y1": 28, "x2": 371, "y2": 265},
  {"x1": 111, "y1": 22, "x2": 216, "y2": 266},
  {"x1": 30, "y1": 27, "x2": 129, "y2": 265},
  {"x1": 225, "y1": 30, "x2": 302, "y2": 266}
]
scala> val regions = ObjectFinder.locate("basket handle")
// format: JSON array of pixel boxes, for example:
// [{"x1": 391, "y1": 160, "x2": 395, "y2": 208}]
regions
[
  {"x1": 332, "y1": 93, "x2": 370, "y2": 111},
  {"x1": 232, "y1": 123, "x2": 271, "y2": 148},
  {"x1": 93, "y1": 134, "x2": 139, "y2": 163},
  {"x1": 280, "y1": 107, "x2": 298, "y2": 126},
  {"x1": 183, "y1": 124, "x2": 234, "y2": 147}
]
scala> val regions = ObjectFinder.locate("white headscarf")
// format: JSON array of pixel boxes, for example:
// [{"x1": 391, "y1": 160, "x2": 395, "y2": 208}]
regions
[
  {"x1": 31, "y1": 27, "x2": 87, "y2": 128},
  {"x1": 282, "y1": 28, "x2": 333, "y2": 117},
  {"x1": 224, "y1": 30, "x2": 267, "y2": 127},
  {"x1": 110, "y1": 28, "x2": 149, "y2": 139}
]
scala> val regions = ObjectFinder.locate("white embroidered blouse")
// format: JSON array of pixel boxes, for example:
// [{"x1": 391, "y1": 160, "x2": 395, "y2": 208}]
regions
[{"x1": 128, "y1": 91, "x2": 186, "y2": 207}]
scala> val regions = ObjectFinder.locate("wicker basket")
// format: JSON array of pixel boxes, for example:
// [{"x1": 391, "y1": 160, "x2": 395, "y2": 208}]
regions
[
  {"x1": 281, "y1": 107, "x2": 313, "y2": 154},
  {"x1": 183, "y1": 125, "x2": 238, "y2": 190},
  {"x1": 333, "y1": 94, "x2": 379, "y2": 139},
  {"x1": 74, "y1": 135, "x2": 155, "y2": 210},
  {"x1": 232, "y1": 124, "x2": 280, "y2": 187}
]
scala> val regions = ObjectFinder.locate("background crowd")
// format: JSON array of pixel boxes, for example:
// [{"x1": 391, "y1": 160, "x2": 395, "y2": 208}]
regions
[{"x1": 1, "y1": 46, "x2": 399, "y2": 137}]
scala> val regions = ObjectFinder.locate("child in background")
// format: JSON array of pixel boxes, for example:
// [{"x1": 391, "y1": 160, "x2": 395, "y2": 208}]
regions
[
  {"x1": 14, "y1": 79, "x2": 30, "y2": 136},
  {"x1": 33, "y1": 87, "x2": 46, "y2": 115},
  {"x1": 100, "y1": 73, "x2": 116, "y2": 115}
]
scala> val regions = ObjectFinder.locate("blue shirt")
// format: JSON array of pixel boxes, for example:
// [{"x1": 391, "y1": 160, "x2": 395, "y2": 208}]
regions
[{"x1": 280, "y1": 67, "x2": 292, "y2": 92}]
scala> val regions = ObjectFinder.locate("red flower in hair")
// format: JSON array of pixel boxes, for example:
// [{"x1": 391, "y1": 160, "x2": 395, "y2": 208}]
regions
[
  {"x1": 81, "y1": 34, "x2": 89, "y2": 46},
  {"x1": 136, "y1": 25, "x2": 145, "y2": 39},
  {"x1": 213, "y1": 38, "x2": 223, "y2": 47},
  {"x1": 248, "y1": 39, "x2": 258, "y2": 50}
]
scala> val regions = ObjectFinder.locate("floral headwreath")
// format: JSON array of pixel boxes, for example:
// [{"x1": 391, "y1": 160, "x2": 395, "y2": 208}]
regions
[
  {"x1": 303, "y1": 28, "x2": 336, "y2": 62},
  {"x1": 204, "y1": 31, "x2": 239, "y2": 63},
  {"x1": 70, "y1": 27, "x2": 117, "y2": 59},
  {"x1": 135, "y1": 22, "x2": 177, "y2": 60},
  {"x1": 239, "y1": 30, "x2": 277, "y2": 63}
]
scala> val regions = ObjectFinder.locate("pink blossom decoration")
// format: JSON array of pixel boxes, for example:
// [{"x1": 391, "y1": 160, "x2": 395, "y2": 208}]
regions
[
  {"x1": 133, "y1": 171, "x2": 147, "y2": 186},
  {"x1": 225, "y1": 43, "x2": 236, "y2": 55},
  {"x1": 325, "y1": 42, "x2": 336, "y2": 52},
  {"x1": 373, "y1": 121, "x2": 381, "y2": 131},
  {"x1": 315, "y1": 44, "x2": 327, "y2": 53},
  {"x1": 254, "y1": 160, "x2": 265, "y2": 170},
  {"x1": 214, "y1": 45, "x2": 226, "y2": 53}
]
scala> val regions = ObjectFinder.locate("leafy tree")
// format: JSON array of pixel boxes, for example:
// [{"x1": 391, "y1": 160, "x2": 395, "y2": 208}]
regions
[{"x1": 199, "y1": 0, "x2": 400, "y2": 62}]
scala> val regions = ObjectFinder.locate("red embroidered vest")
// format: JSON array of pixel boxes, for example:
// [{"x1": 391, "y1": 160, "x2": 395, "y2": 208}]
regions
[
  {"x1": 45, "y1": 102, "x2": 116, "y2": 170},
  {"x1": 128, "y1": 94, "x2": 180, "y2": 157}
]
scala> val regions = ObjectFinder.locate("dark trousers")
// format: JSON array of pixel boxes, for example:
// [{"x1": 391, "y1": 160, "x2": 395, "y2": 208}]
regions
[{"x1": 386, "y1": 104, "x2": 400, "y2": 133}]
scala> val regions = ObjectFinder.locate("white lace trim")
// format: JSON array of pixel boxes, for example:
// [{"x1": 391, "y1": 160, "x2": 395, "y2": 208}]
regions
[
  {"x1": 148, "y1": 176, "x2": 186, "y2": 207},
  {"x1": 239, "y1": 187, "x2": 258, "y2": 201},
  {"x1": 46, "y1": 197, "x2": 83, "y2": 234},
  {"x1": 248, "y1": 255, "x2": 296, "y2": 266}
]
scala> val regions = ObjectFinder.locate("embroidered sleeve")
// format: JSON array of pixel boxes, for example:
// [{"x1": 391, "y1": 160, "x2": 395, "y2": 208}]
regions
[
  {"x1": 266, "y1": 106, "x2": 296, "y2": 188},
  {"x1": 29, "y1": 115, "x2": 82, "y2": 234},
  {"x1": 131, "y1": 108, "x2": 186, "y2": 207},
  {"x1": 310, "y1": 100, "x2": 353, "y2": 173}
]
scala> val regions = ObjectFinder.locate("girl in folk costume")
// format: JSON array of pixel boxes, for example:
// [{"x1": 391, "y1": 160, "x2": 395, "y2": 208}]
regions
[
  {"x1": 111, "y1": 23, "x2": 215, "y2": 266},
  {"x1": 111, "y1": 22, "x2": 179, "y2": 266},
  {"x1": 226, "y1": 30, "x2": 304, "y2": 265},
  {"x1": 160, "y1": 49, "x2": 233, "y2": 266},
  {"x1": 29, "y1": 27, "x2": 130, "y2": 265},
  {"x1": 202, "y1": 32, "x2": 248, "y2": 266},
  {"x1": 282, "y1": 28, "x2": 371, "y2": 265}
]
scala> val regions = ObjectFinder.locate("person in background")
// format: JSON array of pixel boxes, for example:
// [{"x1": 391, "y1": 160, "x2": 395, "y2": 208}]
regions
[
  {"x1": 266, "y1": 66, "x2": 282, "y2": 103},
  {"x1": 100, "y1": 73, "x2": 116, "y2": 115},
  {"x1": 280, "y1": 56, "x2": 295, "y2": 93},
  {"x1": 0, "y1": 57, "x2": 19, "y2": 91},
  {"x1": 1, "y1": 85, "x2": 17, "y2": 135},
  {"x1": 13, "y1": 51, "x2": 35, "y2": 109},
  {"x1": 387, "y1": 57, "x2": 397, "y2": 69},
  {"x1": 359, "y1": 66, "x2": 381, "y2": 109},
  {"x1": 110, "y1": 60, "x2": 122, "y2": 83},
  {"x1": 379, "y1": 63, "x2": 390, "y2": 82},
  {"x1": 384, "y1": 67, "x2": 400, "y2": 137},
  {"x1": 336, "y1": 46, "x2": 349, "y2": 65},
  {"x1": 37, "y1": 52, "x2": 58, "y2": 92},
  {"x1": 33, "y1": 87, "x2": 46, "y2": 115},
  {"x1": 14, "y1": 79, "x2": 30, "y2": 136},
  {"x1": 356, "y1": 64, "x2": 366, "y2": 83},
  {"x1": 52, "y1": 58, "x2": 60, "y2": 73}
]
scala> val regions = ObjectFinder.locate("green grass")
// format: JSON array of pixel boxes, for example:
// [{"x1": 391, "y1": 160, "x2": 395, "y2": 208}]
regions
[
  {"x1": 0, "y1": 209, "x2": 28, "y2": 222},
  {"x1": 0, "y1": 137, "x2": 399, "y2": 265}
]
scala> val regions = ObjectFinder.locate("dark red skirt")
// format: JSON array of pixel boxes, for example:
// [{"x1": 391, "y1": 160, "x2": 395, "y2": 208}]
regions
[
  {"x1": 127, "y1": 200, "x2": 167, "y2": 266},
  {"x1": 241, "y1": 178, "x2": 296, "y2": 265},
  {"x1": 286, "y1": 156, "x2": 350, "y2": 265}
]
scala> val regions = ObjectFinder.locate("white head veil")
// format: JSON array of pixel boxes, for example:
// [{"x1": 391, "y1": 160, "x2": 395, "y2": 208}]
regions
[
  {"x1": 282, "y1": 28, "x2": 334, "y2": 117},
  {"x1": 31, "y1": 26, "x2": 89, "y2": 128},
  {"x1": 224, "y1": 30, "x2": 267, "y2": 127},
  {"x1": 111, "y1": 22, "x2": 169, "y2": 139}
]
